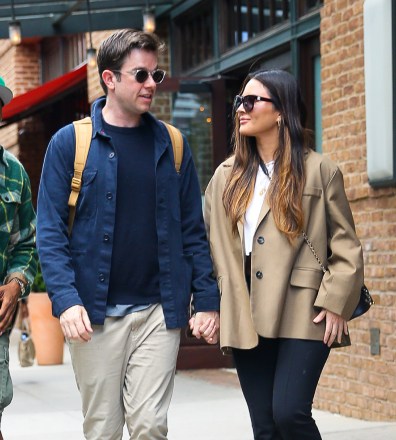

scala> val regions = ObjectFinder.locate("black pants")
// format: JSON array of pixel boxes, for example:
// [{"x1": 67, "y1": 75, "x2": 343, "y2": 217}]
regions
[{"x1": 233, "y1": 337, "x2": 330, "y2": 440}]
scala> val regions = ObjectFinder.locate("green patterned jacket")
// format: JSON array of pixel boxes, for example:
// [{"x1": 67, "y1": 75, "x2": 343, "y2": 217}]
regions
[{"x1": 0, "y1": 145, "x2": 38, "y2": 298}]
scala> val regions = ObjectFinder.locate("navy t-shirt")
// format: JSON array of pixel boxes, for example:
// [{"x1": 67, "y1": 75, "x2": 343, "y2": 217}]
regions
[{"x1": 104, "y1": 118, "x2": 161, "y2": 306}]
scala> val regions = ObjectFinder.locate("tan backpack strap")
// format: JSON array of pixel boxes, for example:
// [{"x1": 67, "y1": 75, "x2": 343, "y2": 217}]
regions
[
  {"x1": 162, "y1": 121, "x2": 183, "y2": 173},
  {"x1": 68, "y1": 117, "x2": 93, "y2": 236}
]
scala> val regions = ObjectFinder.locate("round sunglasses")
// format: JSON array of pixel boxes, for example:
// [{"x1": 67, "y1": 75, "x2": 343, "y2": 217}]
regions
[
  {"x1": 112, "y1": 68, "x2": 166, "y2": 84},
  {"x1": 234, "y1": 94, "x2": 274, "y2": 113}
]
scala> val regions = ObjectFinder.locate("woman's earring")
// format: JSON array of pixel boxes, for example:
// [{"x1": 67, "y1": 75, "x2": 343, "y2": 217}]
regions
[{"x1": 277, "y1": 118, "x2": 281, "y2": 128}]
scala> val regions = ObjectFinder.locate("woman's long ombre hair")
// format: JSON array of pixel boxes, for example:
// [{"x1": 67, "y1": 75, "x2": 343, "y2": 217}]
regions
[{"x1": 223, "y1": 69, "x2": 311, "y2": 242}]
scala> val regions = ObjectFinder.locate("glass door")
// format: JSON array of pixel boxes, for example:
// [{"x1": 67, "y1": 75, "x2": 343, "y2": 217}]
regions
[{"x1": 171, "y1": 91, "x2": 213, "y2": 195}]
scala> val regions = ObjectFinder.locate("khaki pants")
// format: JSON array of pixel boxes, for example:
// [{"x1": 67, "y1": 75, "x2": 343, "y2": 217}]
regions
[{"x1": 68, "y1": 304, "x2": 181, "y2": 440}]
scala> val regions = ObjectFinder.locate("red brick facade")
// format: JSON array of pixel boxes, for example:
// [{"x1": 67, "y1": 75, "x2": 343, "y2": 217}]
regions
[
  {"x1": 316, "y1": 0, "x2": 396, "y2": 421},
  {"x1": 0, "y1": 41, "x2": 42, "y2": 200}
]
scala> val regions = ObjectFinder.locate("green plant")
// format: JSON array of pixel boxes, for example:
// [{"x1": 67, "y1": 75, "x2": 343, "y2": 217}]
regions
[{"x1": 31, "y1": 264, "x2": 47, "y2": 292}]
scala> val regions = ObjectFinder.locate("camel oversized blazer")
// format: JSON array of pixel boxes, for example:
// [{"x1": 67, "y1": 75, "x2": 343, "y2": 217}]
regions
[{"x1": 204, "y1": 150, "x2": 364, "y2": 350}]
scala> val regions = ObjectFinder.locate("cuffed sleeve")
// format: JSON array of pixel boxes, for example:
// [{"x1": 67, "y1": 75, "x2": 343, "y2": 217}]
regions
[{"x1": 314, "y1": 168, "x2": 364, "y2": 319}]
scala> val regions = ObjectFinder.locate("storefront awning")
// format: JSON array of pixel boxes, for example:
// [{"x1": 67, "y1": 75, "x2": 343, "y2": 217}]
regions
[
  {"x1": 2, "y1": 64, "x2": 87, "y2": 125},
  {"x1": 0, "y1": 1, "x2": 176, "y2": 40}
]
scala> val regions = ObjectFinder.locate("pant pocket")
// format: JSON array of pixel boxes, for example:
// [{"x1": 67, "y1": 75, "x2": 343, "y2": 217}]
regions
[{"x1": 0, "y1": 344, "x2": 13, "y2": 411}]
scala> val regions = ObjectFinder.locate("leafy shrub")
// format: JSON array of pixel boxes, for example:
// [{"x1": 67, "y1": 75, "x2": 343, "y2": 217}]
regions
[{"x1": 31, "y1": 264, "x2": 46, "y2": 292}]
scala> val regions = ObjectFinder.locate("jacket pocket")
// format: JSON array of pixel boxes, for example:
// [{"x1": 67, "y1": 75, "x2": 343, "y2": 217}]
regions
[
  {"x1": 0, "y1": 188, "x2": 21, "y2": 222},
  {"x1": 76, "y1": 169, "x2": 98, "y2": 219},
  {"x1": 0, "y1": 189, "x2": 21, "y2": 234},
  {"x1": 290, "y1": 268, "x2": 323, "y2": 290},
  {"x1": 302, "y1": 186, "x2": 323, "y2": 226},
  {"x1": 0, "y1": 189, "x2": 21, "y2": 204},
  {"x1": 0, "y1": 344, "x2": 13, "y2": 410},
  {"x1": 303, "y1": 186, "x2": 322, "y2": 197}
]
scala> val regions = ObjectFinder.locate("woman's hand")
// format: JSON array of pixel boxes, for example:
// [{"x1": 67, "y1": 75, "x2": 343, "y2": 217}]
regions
[
  {"x1": 313, "y1": 309, "x2": 348, "y2": 347},
  {"x1": 189, "y1": 311, "x2": 220, "y2": 344}
]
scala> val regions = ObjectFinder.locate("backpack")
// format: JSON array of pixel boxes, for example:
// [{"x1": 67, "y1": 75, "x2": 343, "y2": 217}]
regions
[{"x1": 67, "y1": 116, "x2": 183, "y2": 236}]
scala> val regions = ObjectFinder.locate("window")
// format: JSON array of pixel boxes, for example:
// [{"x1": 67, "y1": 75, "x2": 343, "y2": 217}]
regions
[
  {"x1": 299, "y1": 36, "x2": 321, "y2": 151},
  {"x1": 171, "y1": 92, "x2": 213, "y2": 193},
  {"x1": 225, "y1": 0, "x2": 290, "y2": 49},
  {"x1": 174, "y1": 2, "x2": 213, "y2": 72},
  {"x1": 298, "y1": 0, "x2": 324, "y2": 17},
  {"x1": 41, "y1": 34, "x2": 86, "y2": 83}
]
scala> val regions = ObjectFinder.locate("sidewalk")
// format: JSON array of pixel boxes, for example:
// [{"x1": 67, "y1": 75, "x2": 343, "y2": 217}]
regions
[{"x1": 4, "y1": 330, "x2": 396, "y2": 439}]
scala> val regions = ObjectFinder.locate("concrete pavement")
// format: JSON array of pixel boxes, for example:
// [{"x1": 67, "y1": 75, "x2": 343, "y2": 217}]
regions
[{"x1": 3, "y1": 329, "x2": 396, "y2": 439}]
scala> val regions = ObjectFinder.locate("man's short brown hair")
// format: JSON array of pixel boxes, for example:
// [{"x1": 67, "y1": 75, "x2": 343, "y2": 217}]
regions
[{"x1": 97, "y1": 29, "x2": 165, "y2": 94}]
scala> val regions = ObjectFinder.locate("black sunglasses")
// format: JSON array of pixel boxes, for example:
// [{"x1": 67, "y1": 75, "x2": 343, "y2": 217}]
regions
[
  {"x1": 234, "y1": 95, "x2": 274, "y2": 113},
  {"x1": 113, "y1": 68, "x2": 166, "y2": 84}
]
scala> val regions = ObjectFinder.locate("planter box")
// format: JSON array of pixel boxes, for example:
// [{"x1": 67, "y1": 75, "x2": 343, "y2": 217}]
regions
[{"x1": 28, "y1": 293, "x2": 64, "y2": 365}]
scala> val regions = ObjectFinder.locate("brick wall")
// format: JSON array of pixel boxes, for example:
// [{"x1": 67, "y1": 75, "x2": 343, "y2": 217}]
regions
[
  {"x1": 316, "y1": 0, "x2": 396, "y2": 421},
  {"x1": 0, "y1": 42, "x2": 19, "y2": 153},
  {"x1": 87, "y1": 31, "x2": 114, "y2": 103},
  {"x1": 0, "y1": 41, "x2": 41, "y2": 174}
]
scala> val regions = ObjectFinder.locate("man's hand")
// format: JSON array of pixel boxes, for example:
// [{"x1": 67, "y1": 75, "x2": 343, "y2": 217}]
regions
[
  {"x1": 0, "y1": 281, "x2": 20, "y2": 334},
  {"x1": 189, "y1": 311, "x2": 220, "y2": 345},
  {"x1": 313, "y1": 309, "x2": 348, "y2": 347},
  {"x1": 60, "y1": 305, "x2": 93, "y2": 342}
]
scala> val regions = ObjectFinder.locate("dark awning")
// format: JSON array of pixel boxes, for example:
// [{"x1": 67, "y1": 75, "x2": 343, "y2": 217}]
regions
[
  {"x1": 1, "y1": 64, "x2": 87, "y2": 125},
  {"x1": 0, "y1": 1, "x2": 176, "y2": 39}
]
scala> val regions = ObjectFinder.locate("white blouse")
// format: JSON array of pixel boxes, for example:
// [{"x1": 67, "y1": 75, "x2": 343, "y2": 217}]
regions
[{"x1": 244, "y1": 161, "x2": 274, "y2": 255}]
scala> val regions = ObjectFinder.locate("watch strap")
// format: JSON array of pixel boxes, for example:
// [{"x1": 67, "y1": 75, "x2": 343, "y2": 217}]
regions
[{"x1": 9, "y1": 277, "x2": 26, "y2": 294}]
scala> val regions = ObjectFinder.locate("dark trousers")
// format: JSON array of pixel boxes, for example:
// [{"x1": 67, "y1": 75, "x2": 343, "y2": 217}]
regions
[{"x1": 233, "y1": 337, "x2": 330, "y2": 440}]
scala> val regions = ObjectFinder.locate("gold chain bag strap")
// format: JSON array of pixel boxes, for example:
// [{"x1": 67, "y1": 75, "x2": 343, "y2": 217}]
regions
[{"x1": 302, "y1": 231, "x2": 373, "y2": 320}]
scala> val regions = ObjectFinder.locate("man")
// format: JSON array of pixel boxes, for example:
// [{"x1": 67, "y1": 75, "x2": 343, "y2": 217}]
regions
[
  {"x1": 37, "y1": 29, "x2": 220, "y2": 440},
  {"x1": 0, "y1": 76, "x2": 38, "y2": 440}
]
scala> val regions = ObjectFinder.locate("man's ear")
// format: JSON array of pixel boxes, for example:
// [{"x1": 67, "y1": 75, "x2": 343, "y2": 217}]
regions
[{"x1": 102, "y1": 70, "x2": 117, "y2": 91}]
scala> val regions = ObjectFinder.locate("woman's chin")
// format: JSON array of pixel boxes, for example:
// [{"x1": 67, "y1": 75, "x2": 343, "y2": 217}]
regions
[{"x1": 239, "y1": 125, "x2": 253, "y2": 136}]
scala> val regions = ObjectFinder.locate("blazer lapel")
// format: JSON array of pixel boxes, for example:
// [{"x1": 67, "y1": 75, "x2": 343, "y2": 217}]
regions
[
  {"x1": 237, "y1": 220, "x2": 244, "y2": 246},
  {"x1": 256, "y1": 199, "x2": 271, "y2": 230},
  {"x1": 237, "y1": 199, "x2": 270, "y2": 256}
]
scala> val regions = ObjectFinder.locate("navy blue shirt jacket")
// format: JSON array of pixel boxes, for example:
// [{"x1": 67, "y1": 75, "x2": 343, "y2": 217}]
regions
[{"x1": 36, "y1": 97, "x2": 220, "y2": 328}]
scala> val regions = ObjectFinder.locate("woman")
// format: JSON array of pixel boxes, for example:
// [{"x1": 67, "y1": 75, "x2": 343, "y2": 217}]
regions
[{"x1": 204, "y1": 69, "x2": 364, "y2": 439}]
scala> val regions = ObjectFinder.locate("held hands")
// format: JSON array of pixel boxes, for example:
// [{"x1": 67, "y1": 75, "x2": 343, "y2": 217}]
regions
[
  {"x1": 313, "y1": 309, "x2": 348, "y2": 347},
  {"x1": 189, "y1": 311, "x2": 220, "y2": 345},
  {"x1": 0, "y1": 281, "x2": 20, "y2": 334},
  {"x1": 60, "y1": 305, "x2": 93, "y2": 342}
]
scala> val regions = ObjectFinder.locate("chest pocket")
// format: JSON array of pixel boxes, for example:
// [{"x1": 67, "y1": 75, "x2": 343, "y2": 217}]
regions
[
  {"x1": 302, "y1": 186, "x2": 322, "y2": 224},
  {"x1": 303, "y1": 186, "x2": 322, "y2": 197},
  {"x1": 76, "y1": 169, "x2": 98, "y2": 219},
  {"x1": 0, "y1": 189, "x2": 21, "y2": 232}
]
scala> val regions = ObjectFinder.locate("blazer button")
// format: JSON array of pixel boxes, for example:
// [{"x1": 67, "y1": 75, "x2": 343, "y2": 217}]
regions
[
  {"x1": 256, "y1": 271, "x2": 263, "y2": 279},
  {"x1": 109, "y1": 152, "x2": 115, "y2": 159},
  {"x1": 257, "y1": 236, "x2": 265, "y2": 245},
  {"x1": 106, "y1": 192, "x2": 113, "y2": 200},
  {"x1": 103, "y1": 234, "x2": 110, "y2": 242},
  {"x1": 99, "y1": 273, "x2": 105, "y2": 282}
]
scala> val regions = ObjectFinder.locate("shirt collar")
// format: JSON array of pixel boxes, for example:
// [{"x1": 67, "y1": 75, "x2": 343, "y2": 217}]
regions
[{"x1": 0, "y1": 145, "x2": 9, "y2": 168}]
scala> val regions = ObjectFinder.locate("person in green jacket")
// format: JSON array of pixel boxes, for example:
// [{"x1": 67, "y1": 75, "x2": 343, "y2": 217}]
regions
[{"x1": 0, "y1": 76, "x2": 38, "y2": 440}]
